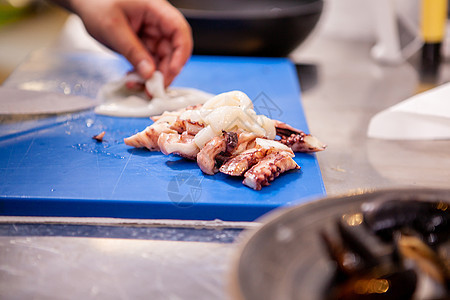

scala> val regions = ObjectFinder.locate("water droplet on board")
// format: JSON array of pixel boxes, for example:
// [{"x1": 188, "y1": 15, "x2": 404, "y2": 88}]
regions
[
  {"x1": 72, "y1": 143, "x2": 124, "y2": 159},
  {"x1": 86, "y1": 119, "x2": 94, "y2": 128}
]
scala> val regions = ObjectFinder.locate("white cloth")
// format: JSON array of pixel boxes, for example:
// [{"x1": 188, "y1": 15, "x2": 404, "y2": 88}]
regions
[{"x1": 367, "y1": 82, "x2": 450, "y2": 140}]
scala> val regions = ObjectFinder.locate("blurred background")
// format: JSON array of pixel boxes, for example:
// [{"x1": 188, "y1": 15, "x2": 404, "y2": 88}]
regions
[
  {"x1": 0, "y1": 0, "x2": 67, "y2": 83},
  {"x1": 0, "y1": 0, "x2": 448, "y2": 84}
]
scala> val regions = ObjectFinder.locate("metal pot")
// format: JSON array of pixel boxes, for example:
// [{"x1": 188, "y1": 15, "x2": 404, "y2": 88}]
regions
[{"x1": 169, "y1": 0, "x2": 323, "y2": 57}]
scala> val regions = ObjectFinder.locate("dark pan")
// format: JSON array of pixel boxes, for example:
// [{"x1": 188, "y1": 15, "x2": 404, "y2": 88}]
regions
[{"x1": 169, "y1": 0, "x2": 324, "y2": 57}]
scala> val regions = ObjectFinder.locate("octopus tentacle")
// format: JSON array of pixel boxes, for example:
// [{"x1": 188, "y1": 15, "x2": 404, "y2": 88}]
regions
[
  {"x1": 243, "y1": 152, "x2": 300, "y2": 190},
  {"x1": 170, "y1": 119, "x2": 205, "y2": 136},
  {"x1": 279, "y1": 133, "x2": 326, "y2": 153},
  {"x1": 124, "y1": 112, "x2": 180, "y2": 151},
  {"x1": 157, "y1": 132, "x2": 199, "y2": 160},
  {"x1": 220, "y1": 148, "x2": 267, "y2": 176},
  {"x1": 196, "y1": 136, "x2": 226, "y2": 175},
  {"x1": 196, "y1": 131, "x2": 238, "y2": 175},
  {"x1": 274, "y1": 120, "x2": 326, "y2": 153},
  {"x1": 274, "y1": 120, "x2": 304, "y2": 136},
  {"x1": 124, "y1": 122, "x2": 177, "y2": 151}
]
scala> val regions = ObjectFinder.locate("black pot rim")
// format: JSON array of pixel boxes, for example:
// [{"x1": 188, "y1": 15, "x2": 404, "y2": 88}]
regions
[{"x1": 175, "y1": 0, "x2": 323, "y2": 20}]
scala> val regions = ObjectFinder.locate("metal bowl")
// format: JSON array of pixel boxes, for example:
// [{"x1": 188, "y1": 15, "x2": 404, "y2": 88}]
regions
[
  {"x1": 230, "y1": 188, "x2": 450, "y2": 300},
  {"x1": 169, "y1": 0, "x2": 323, "y2": 57}
]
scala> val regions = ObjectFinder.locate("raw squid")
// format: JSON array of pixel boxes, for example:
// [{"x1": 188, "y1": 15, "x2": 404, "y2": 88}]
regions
[
  {"x1": 158, "y1": 132, "x2": 199, "y2": 160},
  {"x1": 124, "y1": 90, "x2": 326, "y2": 190},
  {"x1": 219, "y1": 138, "x2": 293, "y2": 176},
  {"x1": 196, "y1": 132, "x2": 238, "y2": 175},
  {"x1": 275, "y1": 120, "x2": 326, "y2": 152},
  {"x1": 95, "y1": 71, "x2": 213, "y2": 117},
  {"x1": 124, "y1": 114, "x2": 178, "y2": 151},
  {"x1": 243, "y1": 152, "x2": 300, "y2": 191}
]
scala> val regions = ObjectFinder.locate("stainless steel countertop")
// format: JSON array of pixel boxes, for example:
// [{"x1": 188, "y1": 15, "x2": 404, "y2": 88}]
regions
[
  {"x1": 1, "y1": 31, "x2": 450, "y2": 299},
  {"x1": 294, "y1": 37, "x2": 450, "y2": 195}
]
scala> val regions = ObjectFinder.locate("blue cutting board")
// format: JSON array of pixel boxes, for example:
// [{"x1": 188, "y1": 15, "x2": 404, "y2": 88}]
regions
[{"x1": 0, "y1": 52, "x2": 325, "y2": 221}]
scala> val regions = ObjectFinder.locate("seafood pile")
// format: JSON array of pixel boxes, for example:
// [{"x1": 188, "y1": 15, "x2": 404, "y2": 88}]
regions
[
  {"x1": 322, "y1": 199, "x2": 450, "y2": 300},
  {"x1": 124, "y1": 90, "x2": 326, "y2": 190}
]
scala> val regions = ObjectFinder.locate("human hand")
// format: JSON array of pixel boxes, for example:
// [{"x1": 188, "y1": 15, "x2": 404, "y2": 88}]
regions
[{"x1": 69, "y1": 0, "x2": 192, "y2": 87}]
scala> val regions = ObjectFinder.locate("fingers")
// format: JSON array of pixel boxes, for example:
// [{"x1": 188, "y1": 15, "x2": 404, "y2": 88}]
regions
[
  {"x1": 146, "y1": 1, "x2": 192, "y2": 86},
  {"x1": 114, "y1": 24, "x2": 156, "y2": 79},
  {"x1": 109, "y1": 4, "x2": 190, "y2": 85},
  {"x1": 74, "y1": 0, "x2": 192, "y2": 84},
  {"x1": 161, "y1": 23, "x2": 192, "y2": 86},
  {"x1": 136, "y1": 60, "x2": 155, "y2": 79},
  {"x1": 168, "y1": 20, "x2": 193, "y2": 77},
  {"x1": 140, "y1": 34, "x2": 191, "y2": 87},
  {"x1": 98, "y1": 9, "x2": 156, "y2": 79},
  {"x1": 166, "y1": 29, "x2": 193, "y2": 85},
  {"x1": 155, "y1": 38, "x2": 172, "y2": 86}
]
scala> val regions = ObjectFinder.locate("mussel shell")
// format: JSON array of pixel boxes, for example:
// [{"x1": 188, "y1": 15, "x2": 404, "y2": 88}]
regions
[{"x1": 362, "y1": 198, "x2": 450, "y2": 247}]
